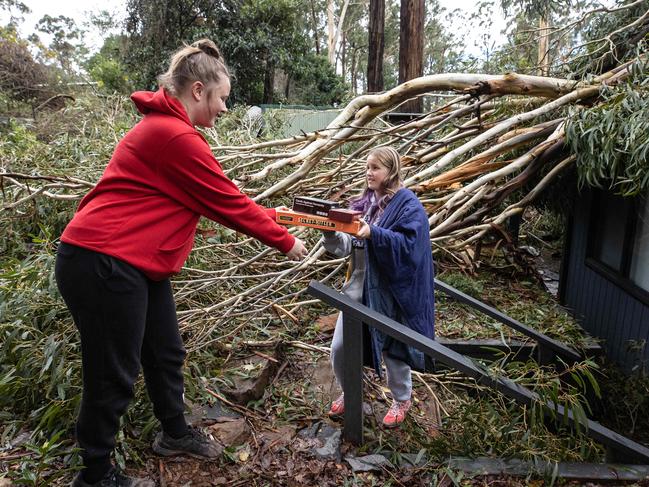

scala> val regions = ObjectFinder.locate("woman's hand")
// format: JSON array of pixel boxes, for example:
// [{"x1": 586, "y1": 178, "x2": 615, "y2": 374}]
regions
[
  {"x1": 285, "y1": 237, "x2": 309, "y2": 260},
  {"x1": 356, "y1": 220, "x2": 371, "y2": 239}
]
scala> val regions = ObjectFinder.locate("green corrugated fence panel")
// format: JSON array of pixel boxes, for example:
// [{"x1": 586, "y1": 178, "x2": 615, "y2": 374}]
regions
[
  {"x1": 284, "y1": 110, "x2": 340, "y2": 137},
  {"x1": 264, "y1": 107, "x2": 341, "y2": 137}
]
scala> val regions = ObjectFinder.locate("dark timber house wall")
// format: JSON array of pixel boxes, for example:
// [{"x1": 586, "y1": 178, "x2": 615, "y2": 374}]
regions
[{"x1": 560, "y1": 187, "x2": 649, "y2": 373}]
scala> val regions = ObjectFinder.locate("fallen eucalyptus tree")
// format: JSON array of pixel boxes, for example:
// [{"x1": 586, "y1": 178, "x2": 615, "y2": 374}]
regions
[{"x1": 1, "y1": 4, "x2": 647, "y2": 351}]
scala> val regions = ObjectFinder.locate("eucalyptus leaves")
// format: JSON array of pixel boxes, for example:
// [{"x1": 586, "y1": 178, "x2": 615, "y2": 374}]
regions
[{"x1": 567, "y1": 65, "x2": 649, "y2": 197}]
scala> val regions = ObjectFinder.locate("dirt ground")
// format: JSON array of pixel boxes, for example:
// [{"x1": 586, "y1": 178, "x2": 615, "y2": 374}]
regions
[
  {"x1": 121, "y1": 350, "x2": 448, "y2": 486},
  {"x1": 113, "y1": 349, "x2": 647, "y2": 487}
]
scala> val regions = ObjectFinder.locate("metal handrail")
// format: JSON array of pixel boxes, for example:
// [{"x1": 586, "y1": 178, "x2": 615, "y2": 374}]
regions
[
  {"x1": 434, "y1": 279, "x2": 581, "y2": 363},
  {"x1": 307, "y1": 279, "x2": 649, "y2": 463}
]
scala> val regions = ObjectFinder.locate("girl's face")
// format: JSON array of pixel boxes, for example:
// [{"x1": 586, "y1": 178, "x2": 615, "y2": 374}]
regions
[
  {"x1": 366, "y1": 154, "x2": 390, "y2": 195},
  {"x1": 188, "y1": 78, "x2": 230, "y2": 128}
]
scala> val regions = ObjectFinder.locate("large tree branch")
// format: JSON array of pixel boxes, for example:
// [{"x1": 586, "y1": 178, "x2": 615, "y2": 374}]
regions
[{"x1": 245, "y1": 73, "x2": 583, "y2": 201}]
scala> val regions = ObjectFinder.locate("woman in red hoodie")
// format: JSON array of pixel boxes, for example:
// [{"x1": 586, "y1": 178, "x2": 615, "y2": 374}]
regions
[{"x1": 56, "y1": 39, "x2": 308, "y2": 487}]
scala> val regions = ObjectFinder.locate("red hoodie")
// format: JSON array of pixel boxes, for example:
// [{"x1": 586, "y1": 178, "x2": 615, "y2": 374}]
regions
[{"x1": 61, "y1": 89, "x2": 295, "y2": 280}]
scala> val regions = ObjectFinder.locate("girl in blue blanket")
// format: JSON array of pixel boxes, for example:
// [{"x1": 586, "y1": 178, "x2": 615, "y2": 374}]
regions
[{"x1": 322, "y1": 146, "x2": 435, "y2": 427}]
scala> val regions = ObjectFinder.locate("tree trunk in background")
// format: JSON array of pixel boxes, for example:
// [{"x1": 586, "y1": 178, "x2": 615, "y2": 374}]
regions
[
  {"x1": 367, "y1": 0, "x2": 385, "y2": 93},
  {"x1": 327, "y1": 0, "x2": 335, "y2": 64},
  {"x1": 311, "y1": 0, "x2": 320, "y2": 55},
  {"x1": 341, "y1": 31, "x2": 346, "y2": 81},
  {"x1": 327, "y1": 0, "x2": 350, "y2": 66},
  {"x1": 263, "y1": 58, "x2": 275, "y2": 104},
  {"x1": 399, "y1": 0, "x2": 425, "y2": 113},
  {"x1": 351, "y1": 43, "x2": 357, "y2": 95},
  {"x1": 538, "y1": 16, "x2": 550, "y2": 76}
]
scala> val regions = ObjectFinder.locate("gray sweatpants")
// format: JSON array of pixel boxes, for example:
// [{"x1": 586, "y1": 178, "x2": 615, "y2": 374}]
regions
[{"x1": 330, "y1": 312, "x2": 412, "y2": 402}]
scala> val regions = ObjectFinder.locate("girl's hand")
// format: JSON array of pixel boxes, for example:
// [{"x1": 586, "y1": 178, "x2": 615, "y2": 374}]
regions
[
  {"x1": 285, "y1": 237, "x2": 309, "y2": 260},
  {"x1": 356, "y1": 220, "x2": 371, "y2": 239}
]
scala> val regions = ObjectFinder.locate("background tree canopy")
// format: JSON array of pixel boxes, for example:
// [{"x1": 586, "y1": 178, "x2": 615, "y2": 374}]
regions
[{"x1": 122, "y1": 0, "x2": 347, "y2": 106}]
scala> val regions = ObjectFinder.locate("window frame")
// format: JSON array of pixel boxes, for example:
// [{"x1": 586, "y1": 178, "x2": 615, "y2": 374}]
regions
[{"x1": 585, "y1": 189, "x2": 649, "y2": 306}]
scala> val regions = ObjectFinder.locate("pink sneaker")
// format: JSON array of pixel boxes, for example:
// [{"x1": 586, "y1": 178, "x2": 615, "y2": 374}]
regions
[
  {"x1": 382, "y1": 399, "x2": 411, "y2": 428},
  {"x1": 328, "y1": 394, "x2": 345, "y2": 417}
]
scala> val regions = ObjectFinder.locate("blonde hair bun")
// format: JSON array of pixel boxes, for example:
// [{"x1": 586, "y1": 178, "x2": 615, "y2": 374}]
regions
[
  {"x1": 158, "y1": 38, "x2": 230, "y2": 96},
  {"x1": 192, "y1": 39, "x2": 223, "y2": 60}
]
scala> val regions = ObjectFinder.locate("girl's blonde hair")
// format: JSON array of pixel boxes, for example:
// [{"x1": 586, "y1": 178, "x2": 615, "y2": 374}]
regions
[
  {"x1": 158, "y1": 39, "x2": 230, "y2": 96},
  {"x1": 367, "y1": 146, "x2": 403, "y2": 195}
]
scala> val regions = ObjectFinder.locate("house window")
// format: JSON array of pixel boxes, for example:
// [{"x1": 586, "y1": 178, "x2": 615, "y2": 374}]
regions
[
  {"x1": 630, "y1": 195, "x2": 649, "y2": 292},
  {"x1": 589, "y1": 192, "x2": 631, "y2": 272},
  {"x1": 588, "y1": 189, "x2": 649, "y2": 299}
]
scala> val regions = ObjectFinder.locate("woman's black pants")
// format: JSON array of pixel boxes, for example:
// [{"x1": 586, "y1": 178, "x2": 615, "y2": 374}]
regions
[{"x1": 55, "y1": 243, "x2": 187, "y2": 474}]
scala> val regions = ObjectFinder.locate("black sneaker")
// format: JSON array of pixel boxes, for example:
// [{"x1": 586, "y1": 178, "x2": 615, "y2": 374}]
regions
[
  {"x1": 70, "y1": 467, "x2": 154, "y2": 487},
  {"x1": 152, "y1": 426, "x2": 222, "y2": 459}
]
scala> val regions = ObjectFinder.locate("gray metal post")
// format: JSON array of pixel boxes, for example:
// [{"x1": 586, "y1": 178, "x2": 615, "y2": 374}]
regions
[{"x1": 342, "y1": 312, "x2": 364, "y2": 445}]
